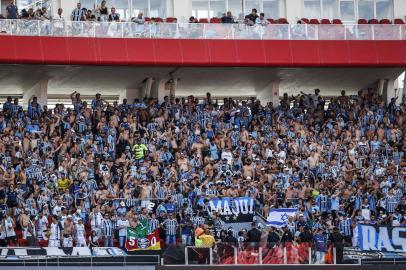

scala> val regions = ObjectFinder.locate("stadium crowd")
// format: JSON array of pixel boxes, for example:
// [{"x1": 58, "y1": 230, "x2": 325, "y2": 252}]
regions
[
  {"x1": 0, "y1": 0, "x2": 274, "y2": 26},
  {"x1": 0, "y1": 87, "x2": 404, "y2": 262}
]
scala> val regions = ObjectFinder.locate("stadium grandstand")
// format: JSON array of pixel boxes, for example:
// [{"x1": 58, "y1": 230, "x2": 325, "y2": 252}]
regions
[{"x1": 0, "y1": 0, "x2": 405, "y2": 270}]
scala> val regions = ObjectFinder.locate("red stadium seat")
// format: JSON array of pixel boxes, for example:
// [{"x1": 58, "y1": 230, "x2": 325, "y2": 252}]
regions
[
  {"x1": 38, "y1": 240, "x2": 49, "y2": 247},
  {"x1": 394, "y1": 18, "x2": 405, "y2": 24},
  {"x1": 18, "y1": 239, "x2": 28, "y2": 247},
  {"x1": 154, "y1": 17, "x2": 164, "y2": 23},
  {"x1": 277, "y1": 18, "x2": 288, "y2": 24},
  {"x1": 267, "y1": 18, "x2": 276, "y2": 24},
  {"x1": 144, "y1": 17, "x2": 151, "y2": 22},
  {"x1": 332, "y1": 19, "x2": 343, "y2": 24},
  {"x1": 368, "y1": 19, "x2": 379, "y2": 24},
  {"x1": 320, "y1": 19, "x2": 331, "y2": 24},
  {"x1": 199, "y1": 18, "x2": 209, "y2": 23},
  {"x1": 210, "y1": 17, "x2": 221, "y2": 23},
  {"x1": 379, "y1": 19, "x2": 391, "y2": 24},
  {"x1": 309, "y1": 19, "x2": 320, "y2": 24},
  {"x1": 300, "y1": 18, "x2": 310, "y2": 24},
  {"x1": 358, "y1": 19, "x2": 368, "y2": 24},
  {"x1": 165, "y1": 17, "x2": 177, "y2": 23}
]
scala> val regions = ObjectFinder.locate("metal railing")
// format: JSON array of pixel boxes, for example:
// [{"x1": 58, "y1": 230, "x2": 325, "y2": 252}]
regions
[
  {"x1": 0, "y1": 19, "x2": 405, "y2": 40},
  {"x1": 162, "y1": 242, "x2": 361, "y2": 266},
  {"x1": 0, "y1": 254, "x2": 161, "y2": 267}
]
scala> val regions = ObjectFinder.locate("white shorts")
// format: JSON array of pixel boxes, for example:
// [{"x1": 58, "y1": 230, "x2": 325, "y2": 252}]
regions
[
  {"x1": 48, "y1": 239, "x2": 60, "y2": 247},
  {"x1": 76, "y1": 237, "x2": 87, "y2": 247},
  {"x1": 63, "y1": 236, "x2": 73, "y2": 247}
]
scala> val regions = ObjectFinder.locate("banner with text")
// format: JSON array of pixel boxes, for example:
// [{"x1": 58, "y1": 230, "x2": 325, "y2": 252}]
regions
[
  {"x1": 357, "y1": 224, "x2": 406, "y2": 252},
  {"x1": 197, "y1": 197, "x2": 255, "y2": 223}
]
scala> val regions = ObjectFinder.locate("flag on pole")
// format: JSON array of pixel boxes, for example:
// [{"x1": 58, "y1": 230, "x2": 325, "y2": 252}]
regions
[{"x1": 267, "y1": 208, "x2": 298, "y2": 227}]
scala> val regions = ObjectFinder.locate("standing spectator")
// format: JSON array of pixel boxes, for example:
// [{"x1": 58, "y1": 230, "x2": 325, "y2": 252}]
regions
[
  {"x1": 313, "y1": 228, "x2": 327, "y2": 264},
  {"x1": 116, "y1": 215, "x2": 129, "y2": 248},
  {"x1": 298, "y1": 226, "x2": 312, "y2": 243},
  {"x1": 96, "y1": 0, "x2": 109, "y2": 22},
  {"x1": 329, "y1": 227, "x2": 344, "y2": 264},
  {"x1": 132, "y1": 138, "x2": 148, "y2": 164},
  {"x1": 180, "y1": 214, "x2": 193, "y2": 245},
  {"x1": 246, "y1": 222, "x2": 261, "y2": 248},
  {"x1": 247, "y1": 8, "x2": 258, "y2": 24},
  {"x1": 255, "y1": 13, "x2": 269, "y2": 25},
  {"x1": 221, "y1": 11, "x2": 235, "y2": 23},
  {"x1": 101, "y1": 212, "x2": 113, "y2": 247},
  {"x1": 54, "y1": 8, "x2": 64, "y2": 21},
  {"x1": 4, "y1": 212, "x2": 16, "y2": 246},
  {"x1": 71, "y1": 2, "x2": 86, "y2": 21},
  {"x1": 74, "y1": 218, "x2": 87, "y2": 247},
  {"x1": 6, "y1": 1, "x2": 18, "y2": 19},
  {"x1": 161, "y1": 213, "x2": 178, "y2": 245},
  {"x1": 267, "y1": 227, "x2": 280, "y2": 248},
  {"x1": 132, "y1": 12, "x2": 145, "y2": 24},
  {"x1": 281, "y1": 225, "x2": 293, "y2": 244},
  {"x1": 48, "y1": 216, "x2": 62, "y2": 247},
  {"x1": 108, "y1": 7, "x2": 120, "y2": 22}
]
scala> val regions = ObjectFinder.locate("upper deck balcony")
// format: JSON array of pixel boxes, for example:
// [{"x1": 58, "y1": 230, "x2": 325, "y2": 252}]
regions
[
  {"x1": 0, "y1": 19, "x2": 405, "y2": 40},
  {"x1": 0, "y1": 19, "x2": 405, "y2": 67}
]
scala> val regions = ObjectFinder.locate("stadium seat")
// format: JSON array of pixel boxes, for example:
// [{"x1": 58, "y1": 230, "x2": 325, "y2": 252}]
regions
[
  {"x1": 210, "y1": 17, "x2": 221, "y2": 23},
  {"x1": 144, "y1": 17, "x2": 151, "y2": 22},
  {"x1": 154, "y1": 17, "x2": 164, "y2": 23},
  {"x1": 38, "y1": 240, "x2": 49, "y2": 247},
  {"x1": 267, "y1": 18, "x2": 276, "y2": 24},
  {"x1": 332, "y1": 19, "x2": 343, "y2": 24},
  {"x1": 199, "y1": 18, "x2": 209, "y2": 23},
  {"x1": 379, "y1": 19, "x2": 391, "y2": 24},
  {"x1": 277, "y1": 18, "x2": 288, "y2": 24},
  {"x1": 300, "y1": 18, "x2": 310, "y2": 24},
  {"x1": 368, "y1": 19, "x2": 379, "y2": 24},
  {"x1": 165, "y1": 17, "x2": 177, "y2": 23},
  {"x1": 358, "y1": 19, "x2": 368, "y2": 24},
  {"x1": 18, "y1": 239, "x2": 28, "y2": 247},
  {"x1": 394, "y1": 18, "x2": 405, "y2": 24},
  {"x1": 320, "y1": 19, "x2": 331, "y2": 24},
  {"x1": 309, "y1": 19, "x2": 320, "y2": 24}
]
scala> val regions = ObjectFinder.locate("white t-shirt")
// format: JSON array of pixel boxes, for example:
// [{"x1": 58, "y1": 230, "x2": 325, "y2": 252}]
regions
[
  {"x1": 75, "y1": 224, "x2": 85, "y2": 239},
  {"x1": 117, "y1": 219, "x2": 129, "y2": 237},
  {"x1": 38, "y1": 216, "x2": 48, "y2": 233},
  {"x1": 4, "y1": 218, "x2": 15, "y2": 237}
]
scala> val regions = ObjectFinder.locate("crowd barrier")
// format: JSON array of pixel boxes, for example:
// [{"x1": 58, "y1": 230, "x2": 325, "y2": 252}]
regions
[
  {"x1": 0, "y1": 20, "x2": 405, "y2": 40},
  {"x1": 162, "y1": 242, "x2": 357, "y2": 266}
]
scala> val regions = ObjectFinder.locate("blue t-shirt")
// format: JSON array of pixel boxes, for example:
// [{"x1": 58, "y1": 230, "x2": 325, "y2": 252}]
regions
[
  {"x1": 164, "y1": 203, "x2": 176, "y2": 214},
  {"x1": 314, "y1": 234, "x2": 327, "y2": 252},
  {"x1": 6, "y1": 4, "x2": 18, "y2": 19}
]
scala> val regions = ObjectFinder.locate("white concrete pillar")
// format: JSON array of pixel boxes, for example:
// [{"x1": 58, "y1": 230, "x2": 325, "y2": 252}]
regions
[
  {"x1": 377, "y1": 79, "x2": 385, "y2": 96},
  {"x1": 169, "y1": 78, "x2": 178, "y2": 97},
  {"x1": 155, "y1": 79, "x2": 170, "y2": 104},
  {"x1": 23, "y1": 78, "x2": 48, "y2": 109},
  {"x1": 144, "y1": 77, "x2": 154, "y2": 98},
  {"x1": 60, "y1": 0, "x2": 76, "y2": 21},
  {"x1": 285, "y1": 0, "x2": 302, "y2": 24},
  {"x1": 393, "y1": 0, "x2": 406, "y2": 20},
  {"x1": 257, "y1": 80, "x2": 280, "y2": 108},
  {"x1": 173, "y1": 0, "x2": 190, "y2": 23},
  {"x1": 384, "y1": 79, "x2": 397, "y2": 106},
  {"x1": 166, "y1": 0, "x2": 174, "y2": 18}
]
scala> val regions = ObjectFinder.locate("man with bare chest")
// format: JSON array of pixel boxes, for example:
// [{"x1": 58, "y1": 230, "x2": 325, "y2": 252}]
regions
[{"x1": 63, "y1": 215, "x2": 74, "y2": 247}]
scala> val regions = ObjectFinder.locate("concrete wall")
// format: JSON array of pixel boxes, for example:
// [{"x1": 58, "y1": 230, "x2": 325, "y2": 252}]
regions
[
  {"x1": 285, "y1": 0, "x2": 302, "y2": 24},
  {"x1": 394, "y1": 0, "x2": 406, "y2": 20}
]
